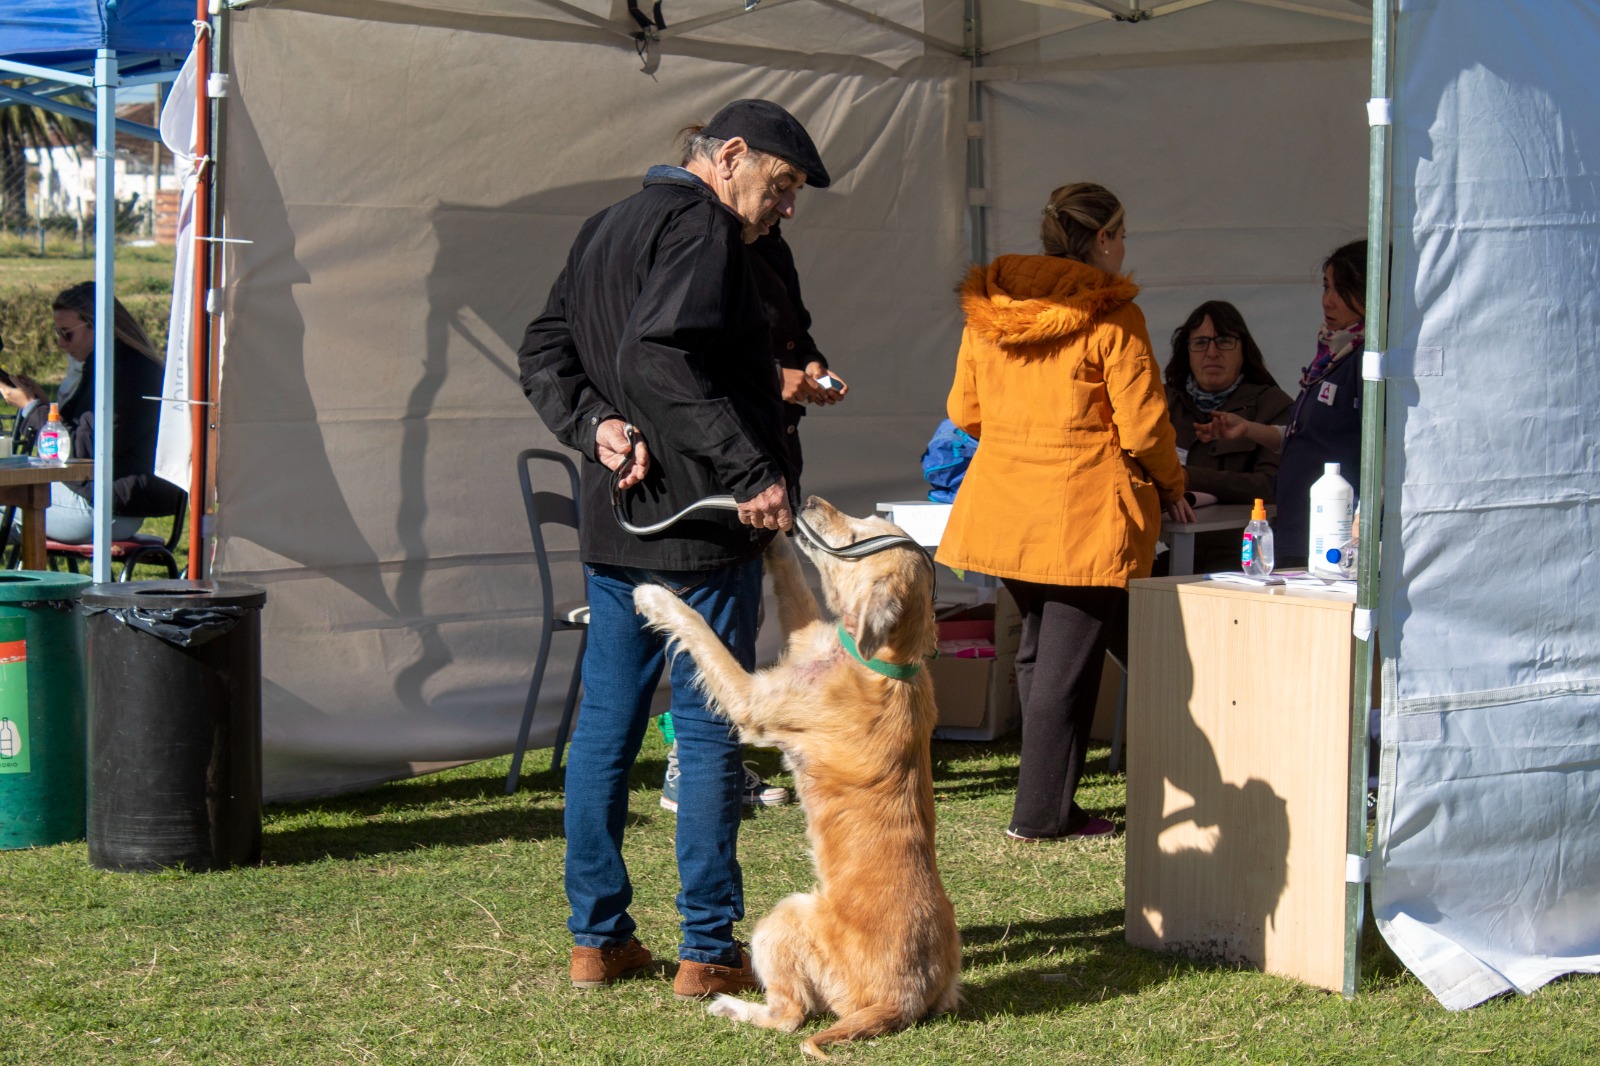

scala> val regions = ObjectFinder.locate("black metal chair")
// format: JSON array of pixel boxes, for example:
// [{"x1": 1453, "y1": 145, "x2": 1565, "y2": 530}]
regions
[
  {"x1": 504, "y1": 448, "x2": 589, "y2": 794},
  {"x1": 46, "y1": 492, "x2": 186, "y2": 580}
]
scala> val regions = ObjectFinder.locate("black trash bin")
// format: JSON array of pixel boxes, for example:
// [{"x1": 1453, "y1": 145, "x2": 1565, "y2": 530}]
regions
[{"x1": 81, "y1": 580, "x2": 267, "y2": 872}]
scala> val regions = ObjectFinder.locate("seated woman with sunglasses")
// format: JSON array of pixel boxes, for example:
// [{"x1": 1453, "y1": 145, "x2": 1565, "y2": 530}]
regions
[
  {"x1": 0, "y1": 282, "x2": 184, "y2": 544},
  {"x1": 1162, "y1": 301, "x2": 1292, "y2": 571}
]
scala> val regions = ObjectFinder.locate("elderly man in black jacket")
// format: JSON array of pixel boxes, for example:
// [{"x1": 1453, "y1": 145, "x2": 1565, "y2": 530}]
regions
[{"x1": 517, "y1": 99, "x2": 830, "y2": 999}]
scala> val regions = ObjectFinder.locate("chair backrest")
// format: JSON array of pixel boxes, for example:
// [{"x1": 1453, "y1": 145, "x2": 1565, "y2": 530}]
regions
[
  {"x1": 158, "y1": 493, "x2": 189, "y2": 551},
  {"x1": 517, "y1": 448, "x2": 581, "y2": 622}
]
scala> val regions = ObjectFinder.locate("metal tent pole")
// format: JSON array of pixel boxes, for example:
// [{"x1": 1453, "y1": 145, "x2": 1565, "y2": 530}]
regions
[
  {"x1": 188, "y1": 4, "x2": 216, "y2": 580},
  {"x1": 1343, "y1": 0, "x2": 1395, "y2": 999},
  {"x1": 964, "y1": 0, "x2": 987, "y2": 266},
  {"x1": 91, "y1": 49, "x2": 118, "y2": 587}
]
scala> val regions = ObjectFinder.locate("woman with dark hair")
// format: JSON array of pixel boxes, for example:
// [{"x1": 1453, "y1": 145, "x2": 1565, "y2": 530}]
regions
[
  {"x1": 0, "y1": 281, "x2": 184, "y2": 543},
  {"x1": 938, "y1": 182, "x2": 1190, "y2": 841},
  {"x1": 1197, "y1": 240, "x2": 1368, "y2": 567},
  {"x1": 1164, "y1": 301, "x2": 1293, "y2": 571}
]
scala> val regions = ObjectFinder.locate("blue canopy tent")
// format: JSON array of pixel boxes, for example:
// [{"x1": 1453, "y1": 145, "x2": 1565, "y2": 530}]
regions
[{"x1": 0, "y1": 0, "x2": 195, "y2": 581}]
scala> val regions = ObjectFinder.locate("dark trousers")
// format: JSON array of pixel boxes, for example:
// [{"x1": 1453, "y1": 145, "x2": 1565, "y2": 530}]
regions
[{"x1": 1001, "y1": 580, "x2": 1127, "y2": 838}]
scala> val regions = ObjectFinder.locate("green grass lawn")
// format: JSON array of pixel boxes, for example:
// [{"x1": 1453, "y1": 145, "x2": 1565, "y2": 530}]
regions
[{"x1": 2, "y1": 731, "x2": 1594, "y2": 1065}]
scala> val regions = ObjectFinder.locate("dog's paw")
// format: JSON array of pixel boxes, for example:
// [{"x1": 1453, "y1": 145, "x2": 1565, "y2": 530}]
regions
[
  {"x1": 632, "y1": 584, "x2": 678, "y2": 625},
  {"x1": 706, "y1": 994, "x2": 753, "y2": 1023}
]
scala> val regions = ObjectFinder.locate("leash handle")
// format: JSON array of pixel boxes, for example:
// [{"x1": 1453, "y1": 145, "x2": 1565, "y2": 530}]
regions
[{"x1": 610, "y1": 423, "x2": 742, "y2": 536}]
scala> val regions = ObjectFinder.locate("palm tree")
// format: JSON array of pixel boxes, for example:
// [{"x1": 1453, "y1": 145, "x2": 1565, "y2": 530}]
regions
[{"x1": 1, "y1": 85, "x2": 92, "y2": 233}]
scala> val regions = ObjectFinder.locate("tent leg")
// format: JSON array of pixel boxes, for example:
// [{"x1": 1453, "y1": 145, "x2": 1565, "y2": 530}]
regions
[{"x1": 91, "y1": 49, "x2": 118, "y2": 586}]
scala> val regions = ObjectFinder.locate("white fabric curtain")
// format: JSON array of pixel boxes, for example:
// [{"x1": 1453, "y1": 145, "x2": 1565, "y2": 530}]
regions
[
  {"x1": 155, "y1": 43, "x2": 199, "y2": 491},
  {"x1": 1371, "y1": 0, "x2": 1600, "y2": 1009}
]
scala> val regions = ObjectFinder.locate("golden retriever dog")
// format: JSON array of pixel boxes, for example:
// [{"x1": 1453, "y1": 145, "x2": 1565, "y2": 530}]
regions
[{"x1": 632, "y1": 497, "x2": 961, "y2": 1059}]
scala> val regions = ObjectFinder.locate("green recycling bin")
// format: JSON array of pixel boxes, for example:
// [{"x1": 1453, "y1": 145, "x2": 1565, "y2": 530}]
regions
[{"x1": 0, "y1": 571, "x2": 92, "y2": 850}]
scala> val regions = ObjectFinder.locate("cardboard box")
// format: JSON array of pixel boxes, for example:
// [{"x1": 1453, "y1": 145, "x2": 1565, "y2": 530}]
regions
[
  {"x1": 930, "y1": 590, "x2": 1022, "y2": 741},
  {"x1": 1091, "y1": 650, "x2": 1125, "y2": 741}
]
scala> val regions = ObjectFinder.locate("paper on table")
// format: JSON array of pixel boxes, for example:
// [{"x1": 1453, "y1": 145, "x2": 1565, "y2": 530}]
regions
[{"x1": 1205, "y1": 571, "x2": 1285, "y2": 586}]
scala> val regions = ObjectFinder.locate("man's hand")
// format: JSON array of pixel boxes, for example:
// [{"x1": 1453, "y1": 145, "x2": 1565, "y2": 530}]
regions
[
  {"x1": 596, "y1": 418, "x2": 649, "y2": 490},
  {"x1": 780, "y1": 362, "x2": 846, "y2": 407},
  {"x1": 738, "y1": 479, "x2": 792, "y2": 531},
  {"x1": 1165, "y1": 496, "x2": 1198, "y2": 524}
]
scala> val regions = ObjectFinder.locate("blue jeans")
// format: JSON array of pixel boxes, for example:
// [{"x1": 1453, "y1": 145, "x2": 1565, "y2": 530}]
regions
[
  {"x1": 5, "y1": 483, "x2": 144, "y2": 544},
  {"x1": 564, "y1": 557, "x2": 761, "y2": 964}
]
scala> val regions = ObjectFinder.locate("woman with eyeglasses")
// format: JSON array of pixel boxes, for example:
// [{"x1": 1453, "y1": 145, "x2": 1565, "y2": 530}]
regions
[
  {"x1": 1162, "y1": 301, "x2": 1293, "y2": 571},
  {"x1": 0, "y1": 282, "x2": 184, "y2": 544},
  {"x1": 1195, "y1": 241, "x2": 1367, "y2": 568}
]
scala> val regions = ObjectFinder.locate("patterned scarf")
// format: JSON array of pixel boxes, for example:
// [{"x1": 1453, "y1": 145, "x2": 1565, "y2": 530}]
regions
[
  {"x1": 1185, "y1": 375, "x2": 1243, "y2": 414},
  {"x1": 1300, "y1": 323, "x2": 1364, "y2": 391},
  {"x1": 1286, "y1": 322, "x2": 1364, "y2": 441}
]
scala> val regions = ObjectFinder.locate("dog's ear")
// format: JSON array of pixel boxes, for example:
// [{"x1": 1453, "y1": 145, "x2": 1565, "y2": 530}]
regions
[{"x1": 847, "y1": 581, "x2": 902, "y2": 662}]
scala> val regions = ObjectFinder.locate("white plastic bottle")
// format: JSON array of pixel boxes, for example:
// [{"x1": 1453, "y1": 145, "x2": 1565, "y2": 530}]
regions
[
  {"x1": 37, "y1": 403, "x2": 69, "y2": 464},
  {"x1": 1308, "y1": 462, "x2": 1355, "y2": 578},
  {"x1": 1241, "y1": 497, "x2": 1275, "y2": 576}
]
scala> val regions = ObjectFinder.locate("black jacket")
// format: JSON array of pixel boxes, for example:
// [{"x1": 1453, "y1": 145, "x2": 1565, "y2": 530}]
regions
[
  {"x1": 749, "y1": 224, "x2": 826, "y2": 485},
  {"x1": 518, "y1": 170, "x2": 790, "y2": 570},
  {"x1": 22, "y1": 340, "x2": 185, "y2": 517}
]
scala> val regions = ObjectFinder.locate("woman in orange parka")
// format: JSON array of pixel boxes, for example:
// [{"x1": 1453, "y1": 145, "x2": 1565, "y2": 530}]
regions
[{"x1": 937, "y1": 182, "x2": 1191, "y2": 841}]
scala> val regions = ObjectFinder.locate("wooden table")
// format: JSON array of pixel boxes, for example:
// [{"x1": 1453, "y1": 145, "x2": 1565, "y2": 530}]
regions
[
  {"x1": 1124, "y1": 574, "x2": 1356, "y2": 991},
  {"x1": 0, "y1": 460, "x2": 94, "y2": 570}
]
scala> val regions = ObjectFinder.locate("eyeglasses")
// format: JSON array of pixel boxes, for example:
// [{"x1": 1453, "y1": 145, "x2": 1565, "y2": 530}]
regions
[
  {"x1": 54, "y1": 325, "x2": 84, "y2": 343},
  {"x1": 1188, "y1": 335, "x2": 1240, "y2": 353}
]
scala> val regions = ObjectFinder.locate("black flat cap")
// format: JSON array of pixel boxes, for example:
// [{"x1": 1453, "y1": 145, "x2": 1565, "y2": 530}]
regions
[{"x1": 703, "y1": 99, "x2": 831, "y2": 189}]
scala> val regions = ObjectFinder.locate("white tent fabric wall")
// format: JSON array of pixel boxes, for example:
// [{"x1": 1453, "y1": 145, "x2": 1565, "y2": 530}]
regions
[
  {"x1": 210, "y1": 0, "x2": 1373, "y2": 796},
  {"x1": 1371, "y1": 0, "x2": 1600, "y2": 1010},
  {"x1": 214, "y1": 3, "x2": 968, "y2": 800},
  {"x1": 978, "y1": 48, "x2": 1370, "y2": 391}
]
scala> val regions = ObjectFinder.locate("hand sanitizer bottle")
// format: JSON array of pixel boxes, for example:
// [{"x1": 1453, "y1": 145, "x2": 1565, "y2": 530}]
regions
[
  {"x1": 1241, "y1": 498, "x2": 1275, "y2": 576},
  {"x1": 38, "y1": 403, "x2": 70, "y2": 464},
  {"x1": 1308, "y1": 463, "x2": 1355, "y2": 579}
]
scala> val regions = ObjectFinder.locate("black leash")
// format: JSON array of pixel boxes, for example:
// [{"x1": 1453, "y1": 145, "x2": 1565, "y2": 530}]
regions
[{"x1": 608, "y1": 425, "x2": 932, "y2": 570}]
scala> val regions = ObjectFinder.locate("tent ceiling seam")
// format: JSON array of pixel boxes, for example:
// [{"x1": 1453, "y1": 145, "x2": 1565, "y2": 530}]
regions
[
  {"x1": 809, "y1": 0, "x2": 964, "y2": 55},
  {"x1": 975, "y1": 35, "x2": 1367, "y2": 74},
  {"x1": 1237, "y1": 0, "x2": 1372, "y2": 25},
  {"x1": 658, "y1": 0, "x2": 805, "y2": 40}
]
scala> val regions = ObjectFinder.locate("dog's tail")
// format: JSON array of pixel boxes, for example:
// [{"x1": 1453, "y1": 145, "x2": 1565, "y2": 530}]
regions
[{"x1": 800, "y1": 1003, "x2": 911, "y2": 1060}]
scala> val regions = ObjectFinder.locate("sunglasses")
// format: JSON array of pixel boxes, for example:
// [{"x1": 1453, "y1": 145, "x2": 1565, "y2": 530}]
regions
[{"x1": 54, "y1": 324, "x2": 85, "y2": 343}]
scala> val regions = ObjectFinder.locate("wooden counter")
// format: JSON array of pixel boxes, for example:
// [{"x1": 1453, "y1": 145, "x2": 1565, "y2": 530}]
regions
[
  {"x1": 0, "y1": 459, "x2": 94, "y2": 571},
  {"x1": 1124, "y1": 574, "x2": 1355, "y2": 991}
]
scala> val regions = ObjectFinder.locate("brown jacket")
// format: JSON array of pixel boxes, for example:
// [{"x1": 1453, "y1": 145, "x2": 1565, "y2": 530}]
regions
[
  {"x1": 935, "y1": 255, "x2": 1186, "y2": 586},
  {"x1": 1166, "y1": 381, "x2": 1294, "y2": 505}
]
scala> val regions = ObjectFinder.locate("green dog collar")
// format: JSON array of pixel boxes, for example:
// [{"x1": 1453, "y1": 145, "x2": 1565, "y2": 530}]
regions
[{"x1": 836, "y1": 623, "x2": 924, "y2": 680}]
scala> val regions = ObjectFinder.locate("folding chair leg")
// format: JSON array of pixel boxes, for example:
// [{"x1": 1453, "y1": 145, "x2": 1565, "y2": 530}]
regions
[
  {"x1": 504, "y1": 628, "x2": 554, "y2": 795},
  {"x1": 550, "y1": 630, "x2": 586, "y2": 772},
  {"x1": 1108, "y1": 667, "x2": 1129, "y2": 774}
]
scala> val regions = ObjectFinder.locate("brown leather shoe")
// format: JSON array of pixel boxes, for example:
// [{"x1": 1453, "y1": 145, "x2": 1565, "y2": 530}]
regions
[
  {"x1": 570, "y1": 937, "x2": 652, "y2": 989},
  {"x1": 673, "y1": 944, "x2": 759, "y2": 1000}
]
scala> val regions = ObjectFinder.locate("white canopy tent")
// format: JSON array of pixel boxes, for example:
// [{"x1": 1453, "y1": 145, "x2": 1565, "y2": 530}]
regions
[
  {"x1": 202, "y1": 0, "x2": 1600, "y2": 1006},
  {"x1": 212, "y1": 0, "x2": 1369, "y2": 795}
]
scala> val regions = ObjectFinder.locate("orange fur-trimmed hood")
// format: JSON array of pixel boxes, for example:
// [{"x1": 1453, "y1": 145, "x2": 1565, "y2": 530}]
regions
[{"x1": 959, "y1": 254, "x2": 1140, "y2": 358}]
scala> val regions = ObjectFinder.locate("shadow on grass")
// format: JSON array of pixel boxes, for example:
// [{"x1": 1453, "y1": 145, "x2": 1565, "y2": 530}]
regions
[
  {"x1": 260, "y1": 755, "x2": 670, "y2": 864},
  {"x1": 958, "y1": 909, "x2": 1255, "y2": 1013}
]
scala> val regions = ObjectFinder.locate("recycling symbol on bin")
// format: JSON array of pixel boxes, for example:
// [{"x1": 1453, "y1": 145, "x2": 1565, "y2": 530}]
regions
[{"x1": 0, "y1": 717, "x2": 19, "y2": 759}]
